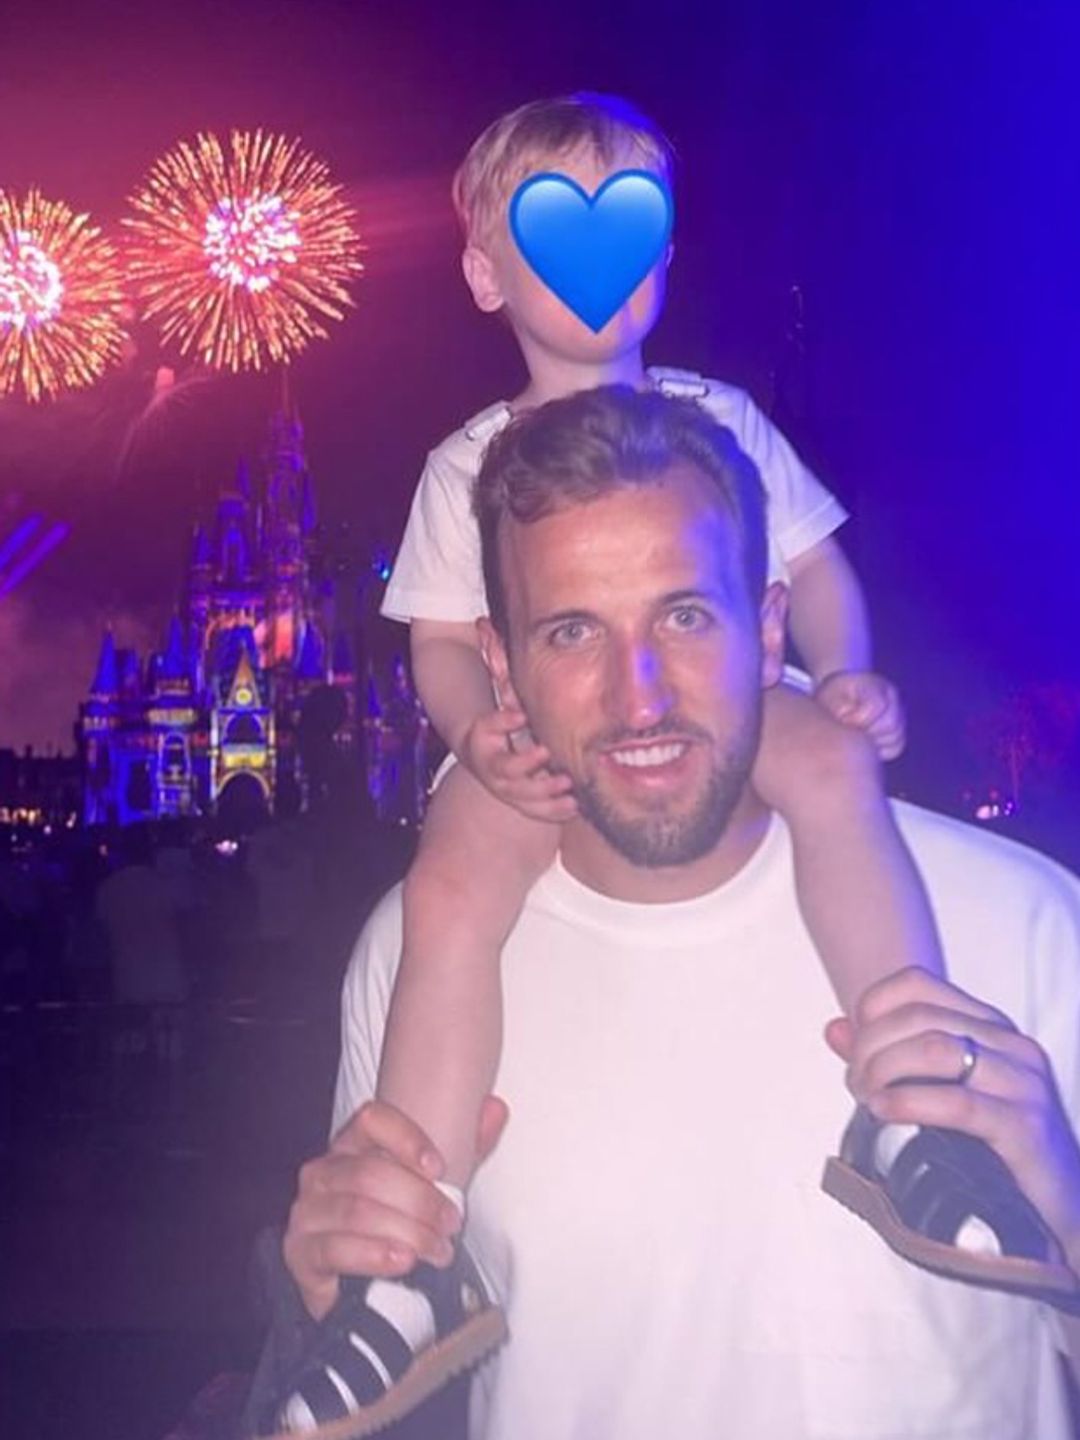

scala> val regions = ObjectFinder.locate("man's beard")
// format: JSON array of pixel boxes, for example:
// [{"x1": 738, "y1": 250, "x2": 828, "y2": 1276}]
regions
[{"x1": 571, "y1": 705, "x2": 762, "y2": 869}]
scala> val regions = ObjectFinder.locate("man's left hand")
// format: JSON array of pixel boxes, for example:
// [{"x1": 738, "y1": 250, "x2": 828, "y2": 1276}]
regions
[
  {"x1": 815, "y1": 669, "x2": 905, "y2": 761},
  {"x1": 826, "y1": 966, "x2": 1080, "y2": 1271}
]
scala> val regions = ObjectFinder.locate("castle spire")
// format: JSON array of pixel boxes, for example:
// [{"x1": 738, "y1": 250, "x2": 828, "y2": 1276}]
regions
[
  {"x1": 300, "y1": 471, "x2": 315, "y2": 534},
  {"x1": 159, "y1": 613, "x2": 188, "y2": 682},
  {"x1": 190, "y1": 523, "x2": 212, "y2": 569},
  {"x1": 295, "y1": 622, "x2": 325, "y2": 681},
  {"x1": 90, "y1": 630, "x2": 119, "y2": 697}
]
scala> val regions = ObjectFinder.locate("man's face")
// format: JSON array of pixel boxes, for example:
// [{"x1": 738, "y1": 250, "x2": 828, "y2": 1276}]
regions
[{"x1": 484, "y1": 464, "x2": 785, "y2": 873}]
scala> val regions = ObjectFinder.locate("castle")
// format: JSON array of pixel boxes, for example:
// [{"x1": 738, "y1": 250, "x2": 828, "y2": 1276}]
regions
[{"x1": 78, "y1": 407, "x2": 358, "y2": 827}]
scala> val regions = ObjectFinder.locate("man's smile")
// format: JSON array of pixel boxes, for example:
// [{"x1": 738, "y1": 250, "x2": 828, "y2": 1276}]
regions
[{"x1": 607, "y1": 740, "x2": 688, "y2": 769}]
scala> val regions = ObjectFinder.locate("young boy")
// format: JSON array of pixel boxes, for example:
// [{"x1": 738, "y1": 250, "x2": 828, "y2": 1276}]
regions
[{"x1": 274, "y1": 93, "x2": 944, "y2": 1435}]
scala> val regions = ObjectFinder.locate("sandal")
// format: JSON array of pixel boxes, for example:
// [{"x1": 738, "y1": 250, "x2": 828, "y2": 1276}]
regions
[
  {"x1": 822, "y1": 1106, "x2": 1080, "y2": 1309},
  {"x1": 268, "y1": 1247, "x2": 507, "y2": 1439}
]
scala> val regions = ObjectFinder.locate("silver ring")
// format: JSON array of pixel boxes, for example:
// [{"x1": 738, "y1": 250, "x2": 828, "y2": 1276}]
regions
[{"x1": 957, "y1": 1035, "x2": 979, "y2": 1086}]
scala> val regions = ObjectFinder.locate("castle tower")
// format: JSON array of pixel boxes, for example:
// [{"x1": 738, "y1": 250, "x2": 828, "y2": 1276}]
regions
[
  {"x1": 80, "y1": 631, "x2": 120, "y2": 825},
  {"x1": 147, "y1": 614, "x2": 198, "y2": 817},
  {"x1": 186, "y1": 524, "x2": 213, "y2": 682},
  {"x1": 263, "y1": 409, "x2": 307, "y2": 669},
  {"x1": 210, "y1": 627, "x2": 274, "y2": 815}
]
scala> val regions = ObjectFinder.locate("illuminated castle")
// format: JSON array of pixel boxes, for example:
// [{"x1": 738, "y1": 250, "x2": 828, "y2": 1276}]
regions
[{"x1": 79, "y1": 407, "x2": 357, "y2": 826}]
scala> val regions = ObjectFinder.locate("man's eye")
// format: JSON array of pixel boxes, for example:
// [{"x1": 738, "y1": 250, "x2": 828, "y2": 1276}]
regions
[
  {"x1": 666, "y1": 605, "x2": 712, "y2": 633},
  {"x1": 548, "y1": 620, "x2": 592, "y2": 648}
]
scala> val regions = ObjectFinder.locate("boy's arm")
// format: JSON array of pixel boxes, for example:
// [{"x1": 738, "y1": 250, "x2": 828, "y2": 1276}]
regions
[
  {"x1": 786, "y1": 535, "x2": 873, "y2": 683},
  {"x1": 787, "y1": 537, "x2": 905, "y2": 759},
  {"x1": 410, "y1": 617, "x2": 576, "y2": 822},
  {"x1": 410, "y1": 617, "x2": 495, "y2": 758}
]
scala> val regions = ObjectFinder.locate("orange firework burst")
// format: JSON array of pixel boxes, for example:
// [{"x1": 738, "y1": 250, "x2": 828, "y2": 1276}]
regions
[
  {"x1": 0, "y1": 190, "x2": 127, "y2": 403},
  {"x1": 124, "y1": 130, "x2": 363, "y2": 372}
]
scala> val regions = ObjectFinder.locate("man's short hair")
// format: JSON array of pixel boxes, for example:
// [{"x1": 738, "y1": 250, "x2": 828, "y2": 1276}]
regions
[
  {"x1": 451, "y1": 92, "x2": 676, "y2": 250},
  {"x1": 474, "y1": 385, "x2": 769, "y2": 636}
]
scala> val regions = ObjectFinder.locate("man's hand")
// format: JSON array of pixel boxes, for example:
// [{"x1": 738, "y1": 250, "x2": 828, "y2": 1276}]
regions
[
  {"x1": 815, "y1": 669, "x2": 906, "y2": 761},
  {"x1": 283, "y1": 1096, "x2": 509, "y2": 1321},
  {"x1": 826, "y1": 967, "x2": 1080, "y2": 1269},
  {"x1": 460, "y1": 707, "x2": 577, "y2": 823}
]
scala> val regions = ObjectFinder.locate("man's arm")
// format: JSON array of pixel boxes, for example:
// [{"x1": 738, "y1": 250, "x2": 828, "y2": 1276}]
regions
[
  {"x1": 828, "y1": 967, "x2": 1080, "y2": 1380},
  {"x1": 241, "y1": 1099, "x2": 507, "y2": 1435},
  {"x1": 284, "y1": 1101, "x2": 467, "y2": 1319}
]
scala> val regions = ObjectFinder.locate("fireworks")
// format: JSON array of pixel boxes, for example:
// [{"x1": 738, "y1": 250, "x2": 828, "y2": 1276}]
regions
[
  {"x1": 0, "y1": 190, "x2": 127, "y2": 403},
  {"x1": 124, "y1": 130, "x2": 363, "y2": 372}
]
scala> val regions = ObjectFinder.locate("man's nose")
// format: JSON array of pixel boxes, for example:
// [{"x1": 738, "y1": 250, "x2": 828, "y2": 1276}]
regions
[{"x1": 606, "y1": 637, "x2": 674, "y2": 729}]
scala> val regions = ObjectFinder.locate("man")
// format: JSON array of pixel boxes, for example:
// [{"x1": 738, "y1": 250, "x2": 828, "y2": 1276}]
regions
[{"x1": 251, "y1": 386, "x2": 1080, "y2": 1438}]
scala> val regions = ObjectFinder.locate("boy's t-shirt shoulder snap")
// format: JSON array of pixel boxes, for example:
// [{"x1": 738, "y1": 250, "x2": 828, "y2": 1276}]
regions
[{"x1": 381, "y1": 370, "x2": 847, "y2": 626}]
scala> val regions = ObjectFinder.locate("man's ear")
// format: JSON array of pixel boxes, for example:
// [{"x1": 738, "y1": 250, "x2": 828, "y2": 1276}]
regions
[
  {"x1": 461, "y1": 245, "x2": 505, "y2": 315},
  {"x1": 759, "y1": 582, "x2": 789, "y2": 689},
  {"x1": 477, "y1": 617, "x2": 521, "y2": 711}
]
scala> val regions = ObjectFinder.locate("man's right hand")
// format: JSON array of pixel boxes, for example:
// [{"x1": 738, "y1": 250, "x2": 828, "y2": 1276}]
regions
[
  {"x1": 460, "y1": 707, "x2": 577, "y2": 823},
  {"x1": 282, "y1": 1096, "x2": 509, "y2": 1321}
]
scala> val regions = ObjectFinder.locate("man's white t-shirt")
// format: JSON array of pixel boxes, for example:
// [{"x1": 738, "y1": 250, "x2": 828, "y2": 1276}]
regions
[
  {"x1": 381, "y1": 369, "x2": 848, "y2": 624},
  {"x1": 334, "y1": 805, "x2": 1080, "y2": 1440}
]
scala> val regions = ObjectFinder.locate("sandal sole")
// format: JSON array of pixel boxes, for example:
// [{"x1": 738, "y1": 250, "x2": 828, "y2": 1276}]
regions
[
  {"x1": 822, "y1": 1155, "x2": 1080, "y2": 1302},
  {"x1": 264, "y1": 1305, "x2": 508, "y2": 1440}
]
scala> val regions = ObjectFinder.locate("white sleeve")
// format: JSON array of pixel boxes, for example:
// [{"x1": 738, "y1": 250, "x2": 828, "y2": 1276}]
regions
[
  {"x1": 1026, "y1": 868, "x2": 1080, "y2": 1131},
  {"x1": 1025, "y1": 868, "x2": 1080, "y2": 1356},
  {"x1": 723, "y1": 387, "x2": 849, "y2": 565},
  {"x1": 330, "y1": 886, "x2": 403, "y2": 1138},
  {"x1": 381, "y1": 451, "x2": 487, "y2": 625}
]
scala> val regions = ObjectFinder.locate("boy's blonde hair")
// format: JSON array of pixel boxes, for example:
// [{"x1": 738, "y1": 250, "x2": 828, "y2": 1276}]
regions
[{"x1": 451, "y1": 91, "x2": 676, "y2": 250}]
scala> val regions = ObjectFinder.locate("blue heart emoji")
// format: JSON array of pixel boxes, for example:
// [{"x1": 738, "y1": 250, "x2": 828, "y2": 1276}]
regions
[{"x1": 508, "y1": 169, "x2": 674, "y2": 333}]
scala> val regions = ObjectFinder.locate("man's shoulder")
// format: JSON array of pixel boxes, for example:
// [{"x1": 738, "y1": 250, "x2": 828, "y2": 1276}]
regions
[
  {"x1": 344, "y1": 881, "x2": 405, "y2": 993},
  {"x1": 360, "y1": 879, "x2": 405, "y2": 944},
  {"x1": 896, "y1": 799, "x2": 1080, "y2": 910}
]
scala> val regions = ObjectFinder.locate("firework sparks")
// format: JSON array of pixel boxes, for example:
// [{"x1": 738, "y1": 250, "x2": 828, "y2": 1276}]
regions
[
  {"x1": 124, "y1": 130, "x2": 363, "y2": 372},
  {"x1": 0, "y1": 191, "x2": 128, "y2": 404}
]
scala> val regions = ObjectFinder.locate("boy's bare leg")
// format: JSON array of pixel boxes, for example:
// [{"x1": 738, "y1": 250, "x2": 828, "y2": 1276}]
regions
[
  {"x1": 377, "y1": 762, "x2": 559, "y2": 1187},
  {"x1": 755, "y1": 683, "x2": 945, "y2": 1018}
]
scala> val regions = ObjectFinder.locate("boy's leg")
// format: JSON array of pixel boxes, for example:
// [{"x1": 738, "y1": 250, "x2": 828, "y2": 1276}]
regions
[
  {"x1": 754, "y1": 688, "x2": 1047, "y2": 1289},
  {"x1": 275, "y1": 764, "x2": 556, "y2": 1435},
  {"x1": 378, "y1": 761, "x2": 558, "y2": 1187},
  {"x1": 754, "y1": 682, "x2": 945, "y2": 1018}
]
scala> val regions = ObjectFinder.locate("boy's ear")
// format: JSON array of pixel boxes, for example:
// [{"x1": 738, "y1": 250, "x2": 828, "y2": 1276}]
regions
[
  {"x1": 477, "y1": 617, "x2": 521, "y2": 710},
  {"x1": 759, "y1": 582, "x2": 789, "y2": 689},
  {"x1": 461, "y1": 245, "x2": 506, "y2": 314}
]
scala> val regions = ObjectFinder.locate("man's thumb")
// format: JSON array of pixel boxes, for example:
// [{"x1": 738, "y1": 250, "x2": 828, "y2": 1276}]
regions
[
  {"x1": 824, "y1": 1015, "x2": 855, "y2": 1060},
  {"x1": 476, "y1": 1095, "x2": 510, "y2": 1164}
]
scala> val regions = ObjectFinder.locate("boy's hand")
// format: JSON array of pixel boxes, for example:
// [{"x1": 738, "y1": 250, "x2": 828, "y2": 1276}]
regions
[
  {"x1": 815, "y1": 669, "x2": 906, "y2": 761},
  {"x1": 461, "y1": 708, "x2": 578, "y2": 823}
]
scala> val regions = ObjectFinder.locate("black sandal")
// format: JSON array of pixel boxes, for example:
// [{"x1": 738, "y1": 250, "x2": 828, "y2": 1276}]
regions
[
  {"x1": 269, "y1": 1247, "x2": 507, "y2": 1439},
  {"x1": 822, "y1": 1106, "x2": 1080, "y2": 1309}
]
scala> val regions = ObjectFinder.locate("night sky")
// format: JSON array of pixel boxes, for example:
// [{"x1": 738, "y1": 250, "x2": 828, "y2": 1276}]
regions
[{"x1": 1, "y1": 0, "x2": 1076, "y2": 806}]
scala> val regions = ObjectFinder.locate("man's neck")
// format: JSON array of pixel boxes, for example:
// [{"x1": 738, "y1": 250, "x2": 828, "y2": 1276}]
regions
[
  {"x1": 558, "y1": 791, "x2": 775, "y2": 904},
  {"x1": 511, "y1": 347, "x2": 648, "y2": 410}
]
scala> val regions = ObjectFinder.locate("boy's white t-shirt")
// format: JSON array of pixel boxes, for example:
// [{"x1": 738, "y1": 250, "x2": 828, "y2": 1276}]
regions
[
  {"x1": 382, "y1": 369, "x2": 848, "y2": 625},
  {"x1": 334, "y1": 804, "x2": 1080, "y2": 1440}
]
